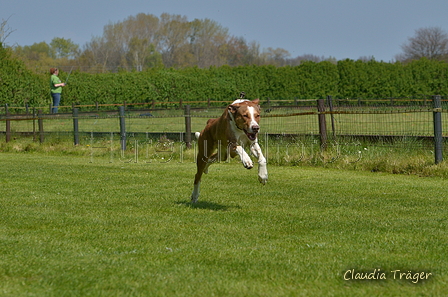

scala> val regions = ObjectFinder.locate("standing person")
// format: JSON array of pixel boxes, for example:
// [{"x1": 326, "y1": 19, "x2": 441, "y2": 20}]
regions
[{"x1": 49, "y1": 68, "x2": 65, "y2": 113}]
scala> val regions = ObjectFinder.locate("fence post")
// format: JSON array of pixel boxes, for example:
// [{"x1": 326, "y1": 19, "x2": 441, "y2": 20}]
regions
[
  {"x1": 38, "y1": 109, "x2": 44, "y2": 143},
  {"x1": 327, "y1": 95, "x2": 336, "y2": 139},
  {"x1": 317, "y1": 99, "x2": 327, "y2": 150},
  {"x1": 5, "y1": 104, "x2": 11, "y2": 143},
  {"x1": 433, "y1": 95, "x2": 443, "y2": 164},
  {"x1": 32, "y1": 107, "x2": 36, "y2": 142},
  {"x1": 119, "y1": 105, "x2": 126, "y2": 151},
  {"x1": 73, "y1": 108, "x2": 79, "y2": 146},
  {"x1": 184, "y1": 105, "x2": 192, "y2": 149}
]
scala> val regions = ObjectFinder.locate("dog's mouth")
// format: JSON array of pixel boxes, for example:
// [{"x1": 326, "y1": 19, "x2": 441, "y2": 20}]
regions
[{"x1": 244, "y1": 129, "x2": 258, "y2": 141}]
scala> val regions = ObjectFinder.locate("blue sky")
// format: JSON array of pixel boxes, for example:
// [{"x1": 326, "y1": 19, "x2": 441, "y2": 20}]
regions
[{"x1": 2, "y1": 0, "x2": 448, "y2": 62}]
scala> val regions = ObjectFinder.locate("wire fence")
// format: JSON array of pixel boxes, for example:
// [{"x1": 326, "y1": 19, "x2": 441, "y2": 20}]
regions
[{"x1": 1, "y1": 97, "x2": 447, "y2": 164}]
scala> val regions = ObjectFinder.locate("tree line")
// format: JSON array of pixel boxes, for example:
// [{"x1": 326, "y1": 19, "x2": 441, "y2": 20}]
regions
[
  {"x1": 4, "y1": 13, "x2": 448, "y2": 72},
  {"x1": 8, "y1": 13, "x2": 336, "y2": 72}
]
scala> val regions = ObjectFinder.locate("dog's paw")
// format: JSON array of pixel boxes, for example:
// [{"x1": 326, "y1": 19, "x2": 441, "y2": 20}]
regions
[
  {"x1": 191, "y1": 185, "x2": 200, "y2": 203},
  {"x1": 243, "y1": 161, "x2": 254, "y2": 169},
  {"x1": 258, "y1": 167, "x2": 268, "y2": 184},
  {"x1": 242, "y1": 156, "x2": 253, "y2": 169},
  {"x1": 258, "y1": 174, "x2": 268, "y2": 185}
]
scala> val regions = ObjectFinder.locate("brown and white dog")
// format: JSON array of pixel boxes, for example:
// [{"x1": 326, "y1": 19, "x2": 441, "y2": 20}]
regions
[{"x1": 191, "y1": 98, "x2": 268, "y2": 203}]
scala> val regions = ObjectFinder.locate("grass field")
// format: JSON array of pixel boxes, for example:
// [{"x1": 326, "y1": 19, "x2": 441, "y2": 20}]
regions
[{"x1": 1, "y1": 153, "x2": 447, "y2": 296}]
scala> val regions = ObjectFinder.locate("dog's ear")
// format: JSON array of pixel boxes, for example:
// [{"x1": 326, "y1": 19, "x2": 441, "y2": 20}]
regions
[
  {"x1": 228, "y1": 105, "x2": 239, "y2": 114},
  {"x1": 252, "y1": 98, "x2": 260, "y2": 106}
]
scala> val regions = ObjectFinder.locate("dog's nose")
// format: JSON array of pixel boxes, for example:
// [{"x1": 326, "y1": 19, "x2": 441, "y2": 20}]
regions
[{"x1": 252, "y1": 125, "x2": 259, "y2": 133}]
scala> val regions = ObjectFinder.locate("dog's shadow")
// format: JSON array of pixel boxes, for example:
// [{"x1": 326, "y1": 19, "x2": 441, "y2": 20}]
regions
[{"x1": 176, "y1": 200, "x2": 240, "y2": 211}]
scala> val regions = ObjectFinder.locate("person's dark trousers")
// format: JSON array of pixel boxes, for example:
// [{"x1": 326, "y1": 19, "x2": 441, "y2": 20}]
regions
[{"x1": 51, "y1": 92, "x2": 60, "y2": 114}]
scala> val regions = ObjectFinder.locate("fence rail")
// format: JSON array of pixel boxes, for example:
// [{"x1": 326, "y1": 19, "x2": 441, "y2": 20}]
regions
[
  {"x1": 1, "y1": 97, "x2": 446, "y2": 164},
  {"x1": 2, "y1": 96, "x2": 448, "y2": 114}
]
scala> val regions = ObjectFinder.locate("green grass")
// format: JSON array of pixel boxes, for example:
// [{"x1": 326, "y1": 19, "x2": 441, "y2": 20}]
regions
[
  {"x1": 2, "y1": 134, "x2": 448, "y2": 178},
  {"x1": 1, "y1": 153, "x2": 447, "y2": 296}
]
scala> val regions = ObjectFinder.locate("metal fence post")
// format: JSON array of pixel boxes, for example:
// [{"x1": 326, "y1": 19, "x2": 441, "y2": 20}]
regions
[
  {"x1": 73, "y1": 108, "x2": 79, "y2": 146},
  {"x1": 184, "y1": 105, "x2": 192, "y2": 149},
  {"x1": 119, "y1": 105, "x2": 126, "y2": 151},
  {"x1": 433, "y1": 95, "x2": 443, "y2": 164},
  {"x1": 317, "y1": 99, "x2": 327, "y2": 150}
]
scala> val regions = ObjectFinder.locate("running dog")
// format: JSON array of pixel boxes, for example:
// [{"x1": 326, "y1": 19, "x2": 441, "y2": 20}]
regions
[{"x1": 191, "y1": 96, "x2": 268, "y2": 203}]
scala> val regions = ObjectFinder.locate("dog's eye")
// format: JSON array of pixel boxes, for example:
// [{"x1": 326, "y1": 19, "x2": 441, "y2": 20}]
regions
[{"x1": 243, "y1": 114, "x2": 249, "y2": 118}]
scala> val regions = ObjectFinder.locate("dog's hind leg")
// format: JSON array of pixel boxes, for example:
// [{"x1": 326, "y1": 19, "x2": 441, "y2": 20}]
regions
[
  {"x1": 191, "y1": 157, "x2": 206, "y2": 203},
  {"x1": 191, "y1": 138, "x2": 215, "y2": 203}
]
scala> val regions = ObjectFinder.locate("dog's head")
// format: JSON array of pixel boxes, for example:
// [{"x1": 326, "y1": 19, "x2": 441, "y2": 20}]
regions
[{"x1": 228, "y1": 98, "x2": 261, "y2": 141}]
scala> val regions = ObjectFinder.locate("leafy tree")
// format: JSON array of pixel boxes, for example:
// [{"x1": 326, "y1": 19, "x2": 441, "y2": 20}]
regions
[
  {"x1": 158, "y1": 13, "x2": 192, "y2": 67},
  {"x1": 83, "y1": 13, "x2": 162, "y2": 71},
  {"x1": 13, "y1": 42, "x2": 56, "y2": 71},
  {"x1": 8, "y1": 12, "x2": 335, "y2": 71},
  {"x1": 262, "y1": 47, "x2": 291, "y2": 66},
  {"x1": 15, "y1": 42, "x2": 51, "y2": 60},
  {"x1": 79, "y1": 13, "x2": 292, "y2": 70},
  {"x1": 117, "y1": 13, "x2": 161, "y2": 69},
  {"x1": 223, "y1": 37, "x2": 262, "y2": 66},
  {"x1": 50, "y1": 37, "x2": 79, "y2": 59},
  {"x1": 79, "y1": 36, "x2": 111, "y2": 72},
  {"x1": 189, "y1": 18, "x2": 230, "y2": 67}
]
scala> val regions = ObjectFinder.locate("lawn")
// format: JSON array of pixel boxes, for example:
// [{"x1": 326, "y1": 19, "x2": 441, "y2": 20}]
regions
[{"x1": 0, "y1": 153, "x2": 447, "y2": 296}]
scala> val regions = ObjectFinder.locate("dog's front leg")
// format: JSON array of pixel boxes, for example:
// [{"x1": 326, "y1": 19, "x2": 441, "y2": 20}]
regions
[
  {"x1": 234, "y1": 145, "x2": 254, "y2": 169},
  {"x1": 250, "y1": 142, "x2": 268, "y2": 184}
]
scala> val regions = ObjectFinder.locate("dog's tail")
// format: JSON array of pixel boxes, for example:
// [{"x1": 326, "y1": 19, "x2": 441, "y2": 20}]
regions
[{"x1": 195, "y1": 132, "x2": 201, "y2": 139}]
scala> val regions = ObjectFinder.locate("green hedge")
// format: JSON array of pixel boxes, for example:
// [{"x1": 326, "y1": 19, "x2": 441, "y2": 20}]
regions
[
  {"x1": 2, "y1": 45, "x2": 448, "y2": 108},
  {"x1": 0, "y1": 46, "x2": 48, "y2": 107}
]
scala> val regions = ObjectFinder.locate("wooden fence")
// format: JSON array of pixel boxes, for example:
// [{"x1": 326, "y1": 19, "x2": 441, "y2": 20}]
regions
[{"x1": 1, "y1": 97, "x2": 446, "y2": 164}]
